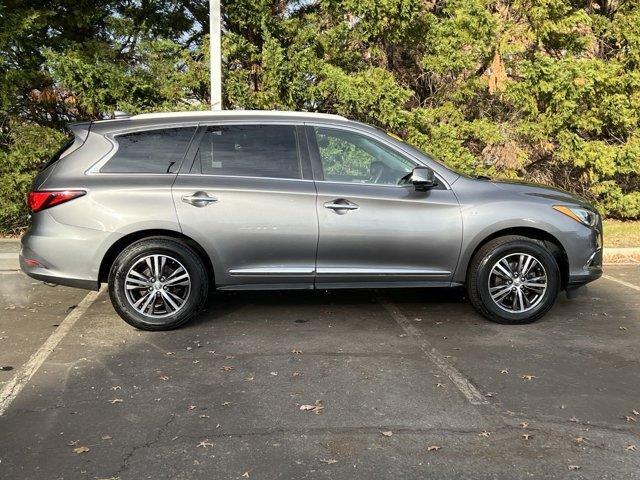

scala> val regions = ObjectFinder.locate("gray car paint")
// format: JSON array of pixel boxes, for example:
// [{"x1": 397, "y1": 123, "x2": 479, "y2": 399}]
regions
[{"x1": 20, "y1": 111, "x2": 602, "y2": 292}]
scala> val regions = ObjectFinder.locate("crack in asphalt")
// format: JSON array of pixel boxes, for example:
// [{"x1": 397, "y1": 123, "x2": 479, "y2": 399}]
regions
[{"x1": 112, "y1": 413, "x2": 177, "y2": 478}]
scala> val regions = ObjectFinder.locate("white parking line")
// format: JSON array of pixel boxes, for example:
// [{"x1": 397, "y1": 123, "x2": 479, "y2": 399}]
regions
[
  {"x1": 0, "y1": 287, "x2": 104, "y2": 416},
  {"x1": 378, "y1": 296, "x2": 488, "y2": 406},
  {"x1": 602, "y1": 274, "x2": 640, "y2": 292}
]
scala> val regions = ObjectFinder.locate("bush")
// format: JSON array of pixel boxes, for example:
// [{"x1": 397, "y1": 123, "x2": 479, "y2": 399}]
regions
[{"x1": 0, "y1": 121, "x2": 67, "y2": 233}]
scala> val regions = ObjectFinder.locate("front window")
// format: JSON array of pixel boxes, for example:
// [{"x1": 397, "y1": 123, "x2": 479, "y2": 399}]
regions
[{"x1": 314, "y1": 127, "x2": 415, "y2": 186}]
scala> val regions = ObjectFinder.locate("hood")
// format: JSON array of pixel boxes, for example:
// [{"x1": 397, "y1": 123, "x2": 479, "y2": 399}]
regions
[{"x1": 490, "y1": 179, "x2": 593, "y2": 209}]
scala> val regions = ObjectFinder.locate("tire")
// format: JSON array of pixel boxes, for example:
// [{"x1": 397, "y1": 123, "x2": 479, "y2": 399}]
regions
[
  {"x1": 466, "y1": 235, "x2": 560, "y2": 325},
  {"x1": 108, "y1": 237, "x2": 208, "y2": 331}
]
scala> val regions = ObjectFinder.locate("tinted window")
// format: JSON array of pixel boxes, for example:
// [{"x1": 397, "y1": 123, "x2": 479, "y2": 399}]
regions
[
  {"x1": 314, "y1": 127, "x2": 414, "y2": 185},
  {"x1": 193, "y1": 125, "x2": 301, "y2": 179},
  {"x1": 102, "y1": 127, "x2": 196, "y2": 173}
]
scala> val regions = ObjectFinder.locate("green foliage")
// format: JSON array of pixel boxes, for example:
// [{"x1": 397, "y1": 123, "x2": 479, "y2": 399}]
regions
[
  {"x1": 0, "y1": 122, "x2": 67, "y2": 233},
  {"x1": 1, "y1": 0, "x2": 639, "y2": 232}
]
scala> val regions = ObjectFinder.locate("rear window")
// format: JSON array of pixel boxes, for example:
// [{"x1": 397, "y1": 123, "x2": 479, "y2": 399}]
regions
[
  {"x1": 102, "y1": 127, "x2": 196, "y2": 173},
  {"x1": 191, "y1": 125, "x2": 301, "y2": 179}
]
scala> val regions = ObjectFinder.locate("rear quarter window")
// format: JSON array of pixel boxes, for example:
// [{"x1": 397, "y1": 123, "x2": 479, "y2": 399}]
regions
[{"x1": 101, "y1": 127, "x2": 196, "y2": 173}]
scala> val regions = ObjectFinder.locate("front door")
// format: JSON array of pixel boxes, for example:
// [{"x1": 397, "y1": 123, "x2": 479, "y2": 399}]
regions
[
  {"x1": 308, "y1": 125, "x2": 462, "y2": 287},
  {"x1": 173, "y1": 123, "x2": 318, "y2": 289}
]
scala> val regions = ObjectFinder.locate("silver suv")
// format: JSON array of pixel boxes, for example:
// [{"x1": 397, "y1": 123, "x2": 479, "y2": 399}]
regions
[{"x1": 20, "y1": 111, "x2": 602, "y2": 330}]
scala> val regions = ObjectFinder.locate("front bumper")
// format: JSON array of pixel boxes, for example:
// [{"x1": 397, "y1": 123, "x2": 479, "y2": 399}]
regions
[{"x1": 567, "y1": 248, "x2": 602, "y2": 287}]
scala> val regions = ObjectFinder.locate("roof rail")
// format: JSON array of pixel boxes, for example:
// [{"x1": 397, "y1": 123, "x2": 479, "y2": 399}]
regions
[{"x1": 130, "y1": 110, "x2": 348, "y2": 121}]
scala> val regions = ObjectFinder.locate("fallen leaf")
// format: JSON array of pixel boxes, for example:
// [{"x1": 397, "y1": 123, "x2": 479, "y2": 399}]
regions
[
  {"x1": 320, "y1": 459, "x2": 338, "y2": 464},
  {"x1": 574, "y1": 436, "x2": 588, "y2": 444},
  {"x1": 68, "y1": 440, "x2": 79, "y2": 446},
  {"x1": 101, "y1": 435, "x2": 112, "y2": 440},
  {"x1": 520, "y1": 422, "x2": 529, "y2": 428},
  {"x1": 426, "y1": 445, "x2": 441, "y2": 451},
  {"x1": 159, "y1": 375, "x2": 169, "y2": 381},
  {"x1": 291, "y1": 349, "x2": 303, "y2": 354},
  {"x1": 500, "y1": 369, "x2": 509, "y2": 374},
  {"x1": 73, "y1": 446, "x2": 90, "y2": 454},
  {"x1": 188, "y1": 405, "x2": 197, "y2": 410},
  {"x1": 569, "y1": 417, "x2": 579, "y2": 423},
  {"x1": 568, "y1": 465, "x2": 580, "y2": 471},
  {"x1": 222, "y1": 401, "x2": 232, "y2": 406},
  {"x1": 625, "y1": 444, "x2": 637, "y2": 451},
  {"x1": 292, "y1": 372, "x2": 301, "y2": 377},
  {"x1": 108, "y1": 398, "x2": 123, "y2": 404},
  {"x1": 436, "y1": 383, "x2": 445, "y2": 388},
  {"x1": 197, "y1": 440, "x2": 214, "y2": 449},
  {"x1": 479, "y1": 431, "x2": 491, "y2": 437},
  {"x1": 300, "y1": 400, "x2": 324, "y2": 415},
  {"x1": 625, "y1": 416, "x2": 637, "y2": 422},
  {"x1": 633, "y1": 410, "x2": 640, "y2": 416},
  {"x1": 221, "y1": 365, "x2": 234, "y2": 372},
  {"x1": 166, "y1": 352, "x2": 175, "y2": 355},
  {"x1": 522, "y1": 434, "x2": 532, "y2": 440},
  {"x1": 242, "y1": 473, "x2": 249, "y2": 478},
  {"x1": 200, "y1": 414, "x2": 210, "y2": 418},
  {"x1": 270, "y1": 372, "x2": 278, "y2": 376},
  {"x1": 619, "y1": 326, "x2": 627, "y2": 331},
  {"x1": 521, "y1": 375, "x2": 537, "y2": 381},
  {"x1": 381, "y1": 431, "x2": 393, "y2": 437}
]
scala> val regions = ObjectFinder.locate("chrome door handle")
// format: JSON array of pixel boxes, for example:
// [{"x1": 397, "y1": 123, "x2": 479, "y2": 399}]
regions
[
  {"x1": 182, "y1": 192, "x2": 218, "y2": 207},
  {"x1": 324, "y1": 199, "x2": 359, "y2": 212}
]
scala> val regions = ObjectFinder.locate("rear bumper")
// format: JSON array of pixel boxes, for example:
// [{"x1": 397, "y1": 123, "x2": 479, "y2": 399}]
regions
[
  {"x1": 19, "y1": 255, "x2": 100, "y2": 290},
  {"x1": 19, "y1": 211, "x2": 111, "y2": 291}
]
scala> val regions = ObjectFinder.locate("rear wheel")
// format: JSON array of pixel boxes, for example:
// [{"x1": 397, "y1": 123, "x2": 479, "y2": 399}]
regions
[
  {"x1": 467, "y1": 236, "x2": 560, "y2": 324},
  {"x1": 108, "y1": 237, "x2": 208, "y2": 330}
]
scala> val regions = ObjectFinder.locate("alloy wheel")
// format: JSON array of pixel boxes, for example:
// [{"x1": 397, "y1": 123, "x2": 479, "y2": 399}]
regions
[
  {"x1": 487, "y1": 253, "x2": 547, "y2": 314},
  {"x1": 124, "y1": 254, "x2": 191, "y2": 318}
]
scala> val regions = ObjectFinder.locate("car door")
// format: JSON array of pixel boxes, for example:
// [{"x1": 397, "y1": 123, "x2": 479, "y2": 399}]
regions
[
  {"x1": 172, "y1": 123, "x2": 318, "y2": 289},
  {"x1": 307, "y1": 125, "x2": 462, "y2": 287}
]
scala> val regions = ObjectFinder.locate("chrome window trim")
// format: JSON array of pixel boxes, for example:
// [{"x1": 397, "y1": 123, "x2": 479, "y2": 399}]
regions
[{"x1": 177, "y1": 173, "x2": 315, "y2": 183}]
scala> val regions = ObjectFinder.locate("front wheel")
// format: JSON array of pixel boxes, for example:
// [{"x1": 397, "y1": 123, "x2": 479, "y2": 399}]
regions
[
  {"x1": 467, "y1": 235, "x2": 560, "y2": 324},
  {"x1": 108, "y1": 237, "x2": 208, "y2": 330}
]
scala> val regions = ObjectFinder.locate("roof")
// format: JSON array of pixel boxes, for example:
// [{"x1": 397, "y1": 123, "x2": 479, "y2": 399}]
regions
[{"x1": 130, "y1": 110, "x2": 348, "y2": 121}]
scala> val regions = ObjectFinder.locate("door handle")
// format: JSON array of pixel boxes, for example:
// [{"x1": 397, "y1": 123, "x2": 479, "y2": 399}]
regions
[
  {"x1": 324, "y1": 199, "x2": 359, "y2": 212},
  {"x1": 182, "y1": 192, "x2": 218, "y2": 207}
]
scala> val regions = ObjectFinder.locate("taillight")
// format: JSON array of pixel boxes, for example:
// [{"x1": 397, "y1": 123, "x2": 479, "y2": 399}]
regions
[{"x1": 27, "y1": 190, "x2": 86, "y2": 213}]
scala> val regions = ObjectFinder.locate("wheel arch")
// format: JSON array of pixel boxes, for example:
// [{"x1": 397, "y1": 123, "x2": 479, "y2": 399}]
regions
[
  {"x1": 99, "y1": 229, "x2": 214, "y2": 285},
  {"x1": 459, "y1": 227, "x2": 569, "y2": 290}
]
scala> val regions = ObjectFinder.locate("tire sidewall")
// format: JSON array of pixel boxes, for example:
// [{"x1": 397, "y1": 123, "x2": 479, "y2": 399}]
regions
[
  {"x1": 109, "y1": 239, "x2": 207, "y2": 330},
  {"x1": 476, "y1": 240, "x2": 559, "y2": 323}
]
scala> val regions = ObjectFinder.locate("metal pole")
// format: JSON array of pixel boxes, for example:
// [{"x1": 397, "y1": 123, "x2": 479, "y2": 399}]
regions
[{"x1": 210, "y1": 0, "x2": 222, "y2": 111}]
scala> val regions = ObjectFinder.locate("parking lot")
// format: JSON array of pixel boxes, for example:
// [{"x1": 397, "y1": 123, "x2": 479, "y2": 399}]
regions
[{"x1": 1, "y1": 239, "x2": 639, "y2": 479}]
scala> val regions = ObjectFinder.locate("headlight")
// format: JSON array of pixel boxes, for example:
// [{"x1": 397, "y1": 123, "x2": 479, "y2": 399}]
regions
[{"x1": 553, "y1": 205, "x2": 598, "y2": 227}]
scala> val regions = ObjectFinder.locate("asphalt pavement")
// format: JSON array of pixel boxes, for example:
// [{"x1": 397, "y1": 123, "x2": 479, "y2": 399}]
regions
[{"x1": 0, "y1": 240, "x2": 638, "y2": 479}]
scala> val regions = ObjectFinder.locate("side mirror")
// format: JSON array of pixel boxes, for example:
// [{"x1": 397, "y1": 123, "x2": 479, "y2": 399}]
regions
[{"x1": 410, "y1": 166, "x2": 436, "y2": 191}]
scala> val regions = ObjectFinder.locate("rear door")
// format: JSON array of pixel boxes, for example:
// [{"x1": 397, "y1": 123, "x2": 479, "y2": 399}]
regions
[
  {"x1": 308, "y1": 125, "x2": 462, "y2": 287},
  {"x1": 172, "y1": 123, "x2": 318, "y2": 289}
]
